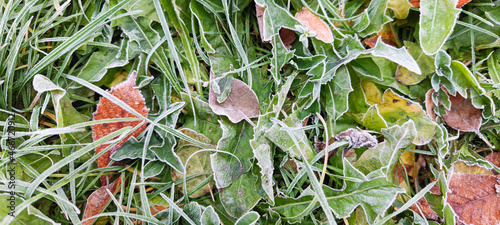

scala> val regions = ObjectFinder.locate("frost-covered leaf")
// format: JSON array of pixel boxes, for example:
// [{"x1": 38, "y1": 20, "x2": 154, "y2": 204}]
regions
[
  {"x1": 201, "y1": 206, "x2": 220, "y2": 225},
  {"x1": 172, "y1": 129, "x2": 215, "y2": 198},
  {"x1": 235, "y1": 211, "x2": 260, "y2": 225},
  {"x1": 334, "y1": 128, "x2": 378, "y2": 149},
  {"x1": 265, "y1": 113, "x2": 316, "y2": 161},
  {"x1": 220, "y1": 172, "x2": 262, "y2": 218},
  {"x1": 359, "y1": 0, "x2": 392, "y2": 37},
  {"x1": 0, "y1": 194, "x2": 58, "y2": 225},
  {"x1": 269, "y1": 35, "x2": 295, "y2": 85},
  {"x1": 76, "y1": 46, "x2": 127, "y2": 83},
  {"x1": 354, "y1": 120, "x2": 417, "y2": 176},
  {"x1": 254, "y1": 0, "x2": 304, "y2": 42},
  {"x1": 211, "y1": 121, "x2": 254, "y2": 189},
  {"x1": 209, "y1": 73, "x2": 260, "y2": 125},
  {"x1": 295, "y1": 8, "x2": 333, "y2": 43},
  {"x1": 91, "y1": 71, "x2": 149, "y2": 185},
  {"x1": 360, "y1": 80, "x2": 437, "y2": 145},
  {"x1": 419, "y1": 0, "x2": 460, "y2": 55},
  {"x1": 323, "y1": 65, "x2": 353, "y2": 119},
  {"x1": 371, "y1": 38, "x2": 421, "y2": 75},
  {"x1": 82, "y1": 177, "x2": 122, "y2": 225},
  {"x1": 395, "y1": 41, "x2": 435, "y2": 85},
  {"x1": 388, "y1": 0, "x2": 412, "y2": 19},
  {"x1": 270, "y1": 159, "x2": 404, "y2": 224}
]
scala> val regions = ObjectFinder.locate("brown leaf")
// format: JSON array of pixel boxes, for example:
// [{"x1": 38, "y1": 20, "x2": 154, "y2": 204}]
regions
[
  {"x1": 333, "y1": 128, "x2": 378, "y2": 149},
  {"x1": 82, "y1": 177, "x2": 122, "y2": 225},
  {"x1": 280, "y1": 28, "x2": 296, "y2": 49},
  {"x1": 442, "y1": 92, "x2": 494, "y2": 148},
  {"x1": 448, "y1": 172, "x2": 500, "y2": 225},
  {"x1": 442, "y1": 93, "x2": 481, "y2": 132},
  {"x1": 92, "y1": 71, "x2": 149, "y2": 185},
  {"x1": 424, "y1": 89, "x2": 436, "y2": 121},
  {"x1": 208, "y1": 72, "x2": 260, "y2": 126},
  {"x1": 256, "y1": 5, "x2": 267, "y2": 43},
  {"x1": 412, "y1": 197, "x2": 441, "y2": 222},
  {"x1": 486, "y1": 152, "x2": 500, "y2": 175},
  {"x1": 295, "y1": 8, "x2": 333, "y2": 43}
]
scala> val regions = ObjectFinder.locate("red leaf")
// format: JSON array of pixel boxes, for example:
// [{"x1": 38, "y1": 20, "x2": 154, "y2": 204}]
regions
[
  {"x1": 82, "y1": 177, "x2": 122, "y2": 225},
  {"x1": 409, "y1": 0, "x2": 472, "y2": 8},
  {"x1": 92, "y1": 71, "x2": 149, "y2": 185}
]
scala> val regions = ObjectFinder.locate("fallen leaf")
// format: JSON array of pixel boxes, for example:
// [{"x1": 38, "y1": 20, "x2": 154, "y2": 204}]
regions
[
  {"x1": 295, "y1": 8, "x2": 333, "y2": 43},
  {"x1": 409, "y1": 0, "x2": 471, "y2": 8},
  {"x1": 208, "y1": 71, "x2": 260, "y2": 126},
  {"x1": 256, "y1": 5, "x2": 266, "y2": 43},
  {"x1": 424, "y1": 89, "x2": 436, "y2": 120},
  {"x1": 82, "y1": 177, "x2": 122, "y2": 225},
  {"x1": 92, "y1": 71, "x2": 149, "y2": 185},
  {"x1": 411, "y1": 197, "x2": 441, "y2": 222},
  {"x1": 279, "y1": 28, "x2": 296, "y2": 49},
  {"x1": 363, "y1": 34, "x2": 397, "y2": 48},
  {"x1": 447, "y1": 162, "x2": 500, "y2": 225},
  {"x1": 171, "y1": 129, "x2": 214, "y2": 198},
  {"x1": 333, "y1": 128, "x2": 378, "y2": 149},
  {"x1": 256, "y1": 5, "x2": 295, "y2": 49},
  {"x1": 442, "y1": 92, "x2": 494, "y2": 148},
  {"x1": 486, "y1": 152, "x2": 500, "y2": 174}
]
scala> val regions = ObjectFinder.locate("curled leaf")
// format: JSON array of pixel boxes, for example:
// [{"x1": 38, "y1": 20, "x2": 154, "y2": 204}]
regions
[
  {"x1": 82, "y1": 177, "x2": 122, "y2": 225},
  {"x1": 256, "y1": 5, "x2": 296, "y2": 49},
  {"x1": 92, "y1": 71, "x2": 149, "y2": 185},
  {"x1": 334, "y1": 128, "x2": 378, "y2": 149},
  {"x1": 209, "y1": 72, "x2": 260, "y2": 126},
  {"x1": 295, "y1": 8, "x2": 333, "y2": 43}
]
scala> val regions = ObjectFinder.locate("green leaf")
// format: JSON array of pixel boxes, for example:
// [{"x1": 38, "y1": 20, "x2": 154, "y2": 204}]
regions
[
  {"x1": 359, "y1": 0, "x2": 392, "y2": 37},
  {"x1": 271, "y1": 159, "x2": 404, "y2": 224},
  {"x1": 269, "y1": 35, "x2": 295, "y2": 85},
  {"x1": 211, "y1": 121, "x2": 254, "y2": 188},
  {"x1": 419, "y1": 0, "x2": 461, "y2": 55},
  {"x1": 76, "y1": 46, "x2": 127, "y2": 83},
  {"x1": 32, "y1": 75, "x2": 89, "y2": 128},
  {"x1": 254, "y1": 0, "x2": 304, "y2": 42},
  {"x1": 111, "y1": 136, "x2": 156, "y2": 161},
  {"x1": 487, "y1": 50, "x2": 500, "y2": 84},
  {"x1": 395, "y1": 41, "x2": 435, "y2": 85},
  {"x1": 265, "y1": 113, "x2": 316, "y2": 161},
  {"x1": 201, "y1": 206, "x2": 221, "y2": 225},
  {"x1": 371, "y1": 39, "x2": 422, "y2": 75},
  {"x1": 323, "y1": 65, "x2": 353, "y2": 120},
  {"x1": 172, "y1": 129, "x2": 215, "y2": 198},
  {"x1": 388, "y1": 0, "x2": 412, "y2": 19},
  {"x1": 0, "y1": 194, "x2": 57, "y2": 225},
  {"x1": 220, "y1": 172, "x2": 262, "y2": 218},
  {"x1": 354, "y1": 120, "x2": 417, "y2": 176},
  {"x1": 235, "y1": 211, "x2": 260, "y2": 225}
]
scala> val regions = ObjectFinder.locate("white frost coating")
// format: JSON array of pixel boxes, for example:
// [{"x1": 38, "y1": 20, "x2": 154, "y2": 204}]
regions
[{"x1": 419, "y1": 0, "x2": 461, "y2": 55}]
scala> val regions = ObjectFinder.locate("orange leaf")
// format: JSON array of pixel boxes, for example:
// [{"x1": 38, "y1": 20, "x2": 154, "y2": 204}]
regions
[
  {"x1": 92, "y1": 71, "x2": 149, "y2": 185},
  {"x1": 295, "y1": 8, "x2": 333, "y2": 43},
  {"x1": 82, "y1": 177, "x2": 122, "y2": 225}
]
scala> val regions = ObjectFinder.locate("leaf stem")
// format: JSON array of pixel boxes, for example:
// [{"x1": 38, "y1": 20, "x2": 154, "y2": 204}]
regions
[{"x1": 316, "y1": 112, "x2": 329, "y2": 186}]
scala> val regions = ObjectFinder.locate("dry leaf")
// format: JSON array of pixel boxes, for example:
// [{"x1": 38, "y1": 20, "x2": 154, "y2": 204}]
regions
[
  {"x1": 442, "y1": 92, "x2": 494, "y2": 148},
  {"x1": 92, "y1": 71, "x2": 149, "y2": 185},
  {"x1": 82, "y1": 177, "x2": 122, "y2": 225},
  {"x1": 448, "y1": 173, "x2": 500, "y2": 225},
  {"x1": 256, "y1": 5, "x2": 295, "y2": 48},
  {"x1": 333, "y1": 128, "x2": 378, "y2": 149},
  {"x1": 256, "y1": 5, "x2": 266, "y2": 42},
  {"x1": 208, "y1": 71, "x2": 260, "y2": 126},
  {"x1": 409, "y1": 0, "x2": 472, "y2": 8},
  {"x1": 424, "y1": 89, "x2": 436, "y2": 121},
  {"x1": 363, "y1": 24, "x2": 398, "y2": 48},
  {"x1": 412, "y1": 197, "x2": 441, "y2": 222},
  {"x1": 280, "y1": 28, "x2": 296, "y2": 49},
  {"x1": 295, "y1": 8, "x2": 333, "y2": 43}
]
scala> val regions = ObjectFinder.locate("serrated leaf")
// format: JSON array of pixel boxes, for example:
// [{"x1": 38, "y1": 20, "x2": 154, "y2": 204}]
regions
[
  {"x1": 419, "y1": 0, "x2": 461, "y2": 55},
  {"x1": 271, "y1": 159, "x2": 404, "y2": 224},
  {"x1": 265, "y1": 113, "x2": 316, "y2": 161},
  {"x1": 254, "y1": 0, "x2": 304, "y2": 42}
]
